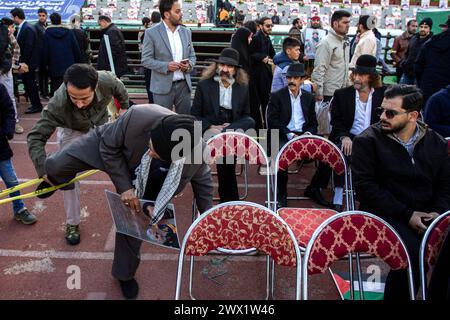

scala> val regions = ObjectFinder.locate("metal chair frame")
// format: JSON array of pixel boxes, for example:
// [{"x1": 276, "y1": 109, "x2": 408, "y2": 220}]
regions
[
  {"x1": 175, "y1": 201, "x2": 302, "y2": 300},
  {"x1": 302, "y1": 211, "x2": 416, "y2": 300}
]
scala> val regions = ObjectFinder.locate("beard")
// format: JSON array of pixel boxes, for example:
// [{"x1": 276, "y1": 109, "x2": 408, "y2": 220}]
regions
[{"x1": 380, "y1": 120, "x2": 407, "y2": 134}]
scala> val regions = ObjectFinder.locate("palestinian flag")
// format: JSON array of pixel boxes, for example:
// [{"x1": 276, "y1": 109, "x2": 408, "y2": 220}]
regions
[{"x1": 330, "y1": 269, "x2": 385, "y2": 300}]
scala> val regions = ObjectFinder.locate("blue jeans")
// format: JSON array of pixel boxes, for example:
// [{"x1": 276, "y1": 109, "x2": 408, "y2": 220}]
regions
[{"x1": 0, "y1": 158, "x2": 25, "y2": 214}]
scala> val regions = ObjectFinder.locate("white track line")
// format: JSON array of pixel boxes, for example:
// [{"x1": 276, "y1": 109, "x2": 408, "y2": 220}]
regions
[{"x1": 0, "y1": 249, "x2": 266, "y2": 262}]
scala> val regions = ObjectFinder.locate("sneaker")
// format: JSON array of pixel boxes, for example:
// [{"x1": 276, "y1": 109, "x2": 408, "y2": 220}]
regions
[
  {"x1": 65, "y1": 224, "x2": 80, "y2": 245},
  {"x1": 15, "y1": 123, "x2": 24, "y2": 134},
  {"x1": 14, "y1": 209, "x2": 37, "y2": 225}
]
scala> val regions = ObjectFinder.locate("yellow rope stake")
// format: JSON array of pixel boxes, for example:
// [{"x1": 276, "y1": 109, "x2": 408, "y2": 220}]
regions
[{"x1": 0, "y1": 170, "x2": 99, "y2": 205}]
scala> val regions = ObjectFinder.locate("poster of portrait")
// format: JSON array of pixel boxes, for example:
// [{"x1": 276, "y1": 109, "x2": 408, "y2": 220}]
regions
[
  {"x1": 100, "y1": 8, "x2": 114, "y2": 18},
  {"x1": 352, "y1": 5, "x2": 361, "y2": 17},
  {"x1": 127, "y1": 8, "x2": 138, "y2": 20},
  {"x1": 298, "y1": 14, "x2": 308, "y2": 26},
  {"x1": 195, "y1": 0, "x2": 206, "y2": 10},
  {"x1": 319, "y1": 14, "x2": 330, "y2": 27},
  {"x1": 196, "y1": 10, "x2": 207, "y2": 23},
  {"x1": 105, "y1": 191, "x2": 180, "y2": 250},
  {"x1": 343, "y1": 0, "x2": 351, "y2": 8},
  {"x1": 87, "y1": 0, "x2": 96, "y2": 8},
  {"x1": 130, "y1": 0, "x2": 140, "y2": 8},
  {"x1": 322, "y1": 0, "x2": 331, "y2": 7},
  {"x1": 303, "y1": 0, "x2": 312, "y2": 5},
  {"x1": 392, "y1": 7, "x2": 401, "y2": 19},
  {"x1": 107, "y1": 0, "x2": 117, "y2": 10},
  {"x1": 385, "y1": 16, "x2": 396, "y2": 29},
  {"x1": 330, "y1": 5, "x2": 340, "y2": 15},
  {"x1": 247, "y1": 2, "x2": 257, "y2": 14},
  {"x1": 310, "y1": 4, "x2": 320, "y2": 17},
  {"x1": 283, "y1": 0, "x2": 293, "y2": 4},
  {"x1": 381, "y1": 0, "x2": 390, "y2": 7},
  {"x1": 267, "y1": 3, "x2": 278, "y2": 15},
  {"x1": 421, "y1": 0, "x2": 430, "y2": 9},
  {"x1": 82, "y1": 8, "x2": 94, "y2": 20},
  {"x1": 304, "y1": 28, "x2": 327, "y2": 59},
  {"x1": 372, "y1": 5, "x2": 382, "y2": 19},
  {"x1": 362, "y1": 0, "x2": 370, "y2": 8},
  {"x1": 290, "y1": 3, "x2": 300, "y2": 16},
  {"x1": 439, "y1": 0, "x2": 448, "y2": 8},
  {"x1": 401, "y1": 0, "x2": 410, "y2": 10}
]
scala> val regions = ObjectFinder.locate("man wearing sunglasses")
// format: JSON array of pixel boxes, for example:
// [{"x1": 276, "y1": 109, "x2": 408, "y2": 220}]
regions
[
  {"x1": 351, "y1": 84, "x2": 450, "y2": 300},
  {"x1": 249, "y1": 16, "x2": 275, "y2": 129}
]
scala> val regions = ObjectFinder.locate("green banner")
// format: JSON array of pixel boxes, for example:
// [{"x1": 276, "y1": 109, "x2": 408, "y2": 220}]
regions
[{"x1": 417, "y1": 9, "x2": 450, "y2": 35}]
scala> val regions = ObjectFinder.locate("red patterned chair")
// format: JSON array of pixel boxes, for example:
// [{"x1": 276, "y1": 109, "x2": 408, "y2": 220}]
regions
[
  {"x1": 302, "y1": 211, "x2": 415, "y2": 300},
  {"x1": 446, "y1": 137, "x2": 450, "y2": 157},
  {"x1": 175, "y1": 202, "x2": 302, "y2": 300},
  {"x1": 206, "y1": 131, "x2": 270, "y2": 203},
  {"x1": 419, "y1": 210, "x2": 450, "y2": 300}
]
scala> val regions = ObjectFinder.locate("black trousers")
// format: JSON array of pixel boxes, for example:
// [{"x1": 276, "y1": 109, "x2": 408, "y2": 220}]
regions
[
  {"x1": 38, "y1": 66, "x2": 49, "y2": 96},
  {"x1": 382, "y1": 216, "x2": 422, "y2": 300},
  {"x1": 21, "y1": 70, "x2": 43, "y2": 109},
  {"x1": 253, "y1": 68, "x2": 272, "y2": 129},
  {"x1": 50, "y1": 76, "x2": 63, "y2": 96},
  {"x1": 216, "y1": 162, "x2": 239, "y2": 203},
  {"x1": 248, "y1": 75, "x2": 263, "y2": 131},
  {"x1": 144, "y1": 68, "x2": 154, "y2": 104},
  {"x1": 396, "y1": 66, "x2": 403, "y2": 84}
]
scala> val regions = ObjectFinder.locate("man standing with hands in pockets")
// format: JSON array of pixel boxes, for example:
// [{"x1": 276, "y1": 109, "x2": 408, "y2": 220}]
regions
[{"x1": 141, "y1": 0, "x2": 196, "y2": 115}]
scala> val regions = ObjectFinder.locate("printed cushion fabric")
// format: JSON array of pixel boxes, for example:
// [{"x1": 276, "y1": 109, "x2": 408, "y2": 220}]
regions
[
  {"x1": 184, "y1": 204, "x2": 297, "y2": 267},
  {"x1": 425, "y1": 215, "x2": 450, "y2": 268},
  {"x1": 278, "y1": 208, "x2": 337, "y2": 248},
  {"x1": 207, "y1": 134, "x2": 267, "y2": 166},
  {"x1": 307, "y1": 214, "x2": 409, "y2": 275},
  {"x1": 278, "y1": 138, "x2": 345, "y2": 175}
]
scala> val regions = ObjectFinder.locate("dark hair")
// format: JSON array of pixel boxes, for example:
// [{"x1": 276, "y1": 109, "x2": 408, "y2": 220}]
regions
[
  {"x1": 142, "y1": 17, "x2": 151, "y2": 26},
  {"x1": 10, "y1": 8, "x2": 25, "y2": 20},
  {"x1": 50, "y1": 12, "x2": 61, "y2": 25},
  {"x1": 384, "y1": 85, "x2": 423, "y2": 112},
  {"x1": 292, "y1": 18, "x2": 300, "y2": 26},
  {"x1": 243, "y1": 20, "x2": 257, "y2": 34},
  {"x1": 358, "y1": 15, "x2": 370, "y2": 30},
  {"x1": 37, "y1": 8, "x2": 47, "y2": 15},
  {"x1": 98, "y1": 15, "x2": 111, "y2": 23},
  {"x1": 259, "y1": 16, "x2": 271, "y2": 25},
  {"x1": 159, "y1": 0, "x2": 177, "y2": 19},
  {"x1": 407, "y1": 19, "x2": 416, "y2": 27},
  {"x1": 282, "y1": 37, "x2": 301, "y2": 52},
  {"x1": 63, "y1": 64, "x2": 98, "y2": 91},
  {"x1": 1, "y1": 17, "x2": 14, "y2": 26},
  {"x1": 151, "y1": 11, "x2": 161, "y2": 24},
  {"x1": 331, "y1": 10, "x2": 351, "y2": 26}
]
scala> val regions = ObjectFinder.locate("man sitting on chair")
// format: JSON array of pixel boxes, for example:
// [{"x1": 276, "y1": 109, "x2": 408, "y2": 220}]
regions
[
  {"x1": 267, "y1": 63, "x2": 318, "y2": 208},
  {"x1": 191, "y1": 48, "x2": 255, "y2": 202}
]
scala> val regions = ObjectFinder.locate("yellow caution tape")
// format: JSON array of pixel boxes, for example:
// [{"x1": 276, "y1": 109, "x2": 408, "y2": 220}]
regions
[
  {"x1": 0, "y1": 177, "x2": 43, "y2": 197},
  {"x1": 0, "y1": 170, "x2": 99, "y2": 205}
]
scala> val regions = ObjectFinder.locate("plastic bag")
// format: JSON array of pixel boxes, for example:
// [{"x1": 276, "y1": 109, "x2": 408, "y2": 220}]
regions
[{"x1": 315, "y1": 100, "x2": 331, "y2": 136}]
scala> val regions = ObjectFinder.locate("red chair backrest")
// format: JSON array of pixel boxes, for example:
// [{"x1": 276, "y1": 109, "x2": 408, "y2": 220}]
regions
[
  {"x1": 277, "y1": 136, "x2": 345, "y2": 175},
  {"x1": 207, "y1": 133, "x2": 267, "y2": 166},
  {"x1": 424, "y1": 215, "x2": 450, "y2": 268},
  {"x1": 184, "y1": 203, "x2": 297, "y2": 267},
  {"x1": 306, "y1": 213, "x2": 409, "y2": 275}
]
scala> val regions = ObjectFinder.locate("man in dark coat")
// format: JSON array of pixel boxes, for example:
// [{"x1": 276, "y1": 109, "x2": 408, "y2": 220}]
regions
[
  {"x1": 415, "y1": 17, "x2": 450, "y2": 104},
  {"x1": 424, "y1": 85, "x2": 450, "y2": 137},
  {"x1": 351, "y1": 84, "x2": 450, "y2": 300},
  {"x1": 249, "y1": 16, "x2": 275, "y2": 129},
  {"x1": 267, "y1": 63, "x2": 318, "y2": 207},
  {"x1": 42, "y1": 13, "x2": 81, "y2": 95},
  {"x1": 0, "y1": 83, "x2": 37, "y2": 224},
  {"x1": 97, "y1": 15, "x2": 128, "y2": 78},
  {"x1": 35, "y1": 7, "x2": 48, "y2": 98},
  {"x1": 400, "y1": 17, "x2": 432, "y2": 85},
  {"x1": 191, "y1": 48, "x2": 254, "y2": 202},
  {"x1": 10, "y1": 8, "x2": 43, "y2": 114}
]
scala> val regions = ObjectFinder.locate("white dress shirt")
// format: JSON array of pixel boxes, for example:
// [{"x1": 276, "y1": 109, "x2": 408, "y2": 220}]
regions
[
  {"x1": 350, "y1": 88, "x2": 374, "y2": 136},
  {"x1": 287, "y1": 89, "x2": 305, "y2": 140},
  {"x1": 163, "y1": 21, "x2": 184, "y2": 81},
  {"x1": 16, "y1": 20, "x2": 25, "y2": 38}
]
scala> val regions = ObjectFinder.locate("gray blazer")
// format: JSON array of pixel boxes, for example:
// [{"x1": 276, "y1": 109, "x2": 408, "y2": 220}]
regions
[
  {"x1": 141, "y1": 22, "x2": 196, "y2": 95},
  {"x1": 49, "y1": 104, "x2": 213, "y2": 214}
]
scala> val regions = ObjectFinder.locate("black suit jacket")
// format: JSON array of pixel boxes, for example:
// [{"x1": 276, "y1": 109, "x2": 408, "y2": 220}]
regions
[
  {"x1": 97, "y1": 23, "x2": 128, "y2": 77},
  {"x1": 249, "y1": 31, "x2": 275, "y2": 77},
  {"x1": 16, "y1": 22, "x2": 39, "y2": 69},
  {"x1": 267, "y1": 87, "x2": 318, "y2": 140},
  {"x1": 191, "y1": 77, "x2": 255, "y2": 132},
  {"x1": 329, "y1": 86, "x2": 386, "y2": 142}
]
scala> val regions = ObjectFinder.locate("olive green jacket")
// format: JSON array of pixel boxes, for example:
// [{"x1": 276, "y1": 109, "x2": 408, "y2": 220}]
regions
[{"x1": 27, "y1": 71, "x2": 129, "y2": 177}]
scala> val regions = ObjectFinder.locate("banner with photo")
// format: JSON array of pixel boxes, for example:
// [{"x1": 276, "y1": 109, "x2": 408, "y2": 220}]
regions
[
  {"x1": 385, "y1": 16, "x2": 397, "y2": 29},
  {"x1": 107, "y1": 0, "x2": 117, "y2": 10},
  {"x1": 319, "y1": 14, "x2": 330, "y2": 27},
  {"x1": 0, "y1": 0, "x2": 85, "y2": 20},
  {"x1": 322, "y1": 0, "x2": 331, "y2": 7},
  {"x1": 401, "y1": 0, "x2": 410, "y2": 10},
  {"x1": 331, "y1": 5, "x2": 340, "y2": 15},
  {"x1": 381, "y1": 0, "x2": 390, "y2": 8},
  {"x1": 100, "y1": 7, "x2": 114, "y2": 18},
  {"x1": 247, "y1": 2, "x2": 257, "y2": 14},
  {"x1": 362, "y1": 0, "x2": 370, "y2": 8},
  {"x1": 310, "y1": 4, "x2": 320, "y2": 17},
  {"x1": 86, "y1": 0, "x2": 96, "y2": 8},
  {"x1": 130, "y1": 0, "x2": 141, "y2": 9},
  {"x1": 421, "y1": 0, "x2": 430, "y2": 9},
  {"x1": 267, "y1": 3, "x2": 278, "y2": 16},
  {"x1": 289, "y1": 3, "x2": 300, "y2": 16},
  {"x1": 105, "y1": 190, "x2": 180, "y2": 250},
  {"x1": 298, "y1": 13, "x2": 308, "y2": 27},
  {"x1": 392, "y1": 7, "x2": 402, "y2": 19},
  {"x1": 304, "y1": 28, "x2": 327, "y2": 60},
  {"x1": 439, "y1": 0, "x2": 448, "y2": 9},
  {"x1": 303, "y1": 0, "x2": 312, "y2": 6},
  {"x1": 372, "y1": 5, "x2": 382, "y2": 20},
  {"x1": 127, "y1": 8, "x2": 139, "y2": 20},
  {"x1": 343, "y1": 0, "x2": 351, "y2": 8},
  {"x1": 352, "y1": 5, "x2": 361, "y2": 17},
  {"x1": 82, "y1": 7, "x2": 94, "y2": 20}
]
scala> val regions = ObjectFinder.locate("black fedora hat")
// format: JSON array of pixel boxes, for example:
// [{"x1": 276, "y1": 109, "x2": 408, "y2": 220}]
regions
[
  {"x1": 351, "y1": 54, "x2": 378, "y2": 75},
  {"x1": 285, "y1": 63, "x2": 306, "y2": 77},
  {"x1": 214, "y1": 48, "x2": 241, "y2": 67}
]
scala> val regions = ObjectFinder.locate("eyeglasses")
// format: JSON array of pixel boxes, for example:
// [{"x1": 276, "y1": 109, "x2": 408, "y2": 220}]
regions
[
  {"x1": 264, "y1": 24, "x2": 273, "y2": 28},
  {"x1": 376, "y1": 107, "x2": 410, "y2": 119}
]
